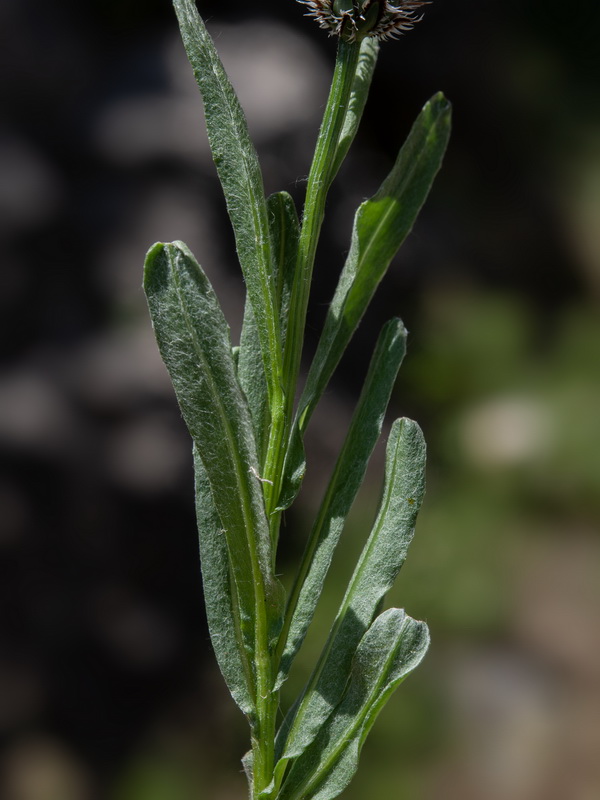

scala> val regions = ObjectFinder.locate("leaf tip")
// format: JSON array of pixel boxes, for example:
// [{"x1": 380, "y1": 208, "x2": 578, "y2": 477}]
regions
[
  {"x1": 426, "y1": 91, "x2": 452, "y2": 129},
  {"x1": 143, "y1": 242, "x2": 168, "y2": 291}
]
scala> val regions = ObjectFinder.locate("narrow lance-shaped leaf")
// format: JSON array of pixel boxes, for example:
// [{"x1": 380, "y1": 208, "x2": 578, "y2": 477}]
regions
[
  {"x1": 276, "y1": 418, "x2": 426, "y2": 764},
  {"x1": 279, "y1": 93, "x2": 450, "y2": 510},
  {"x1": 238, "y1": 192, "x2": 299, "y2": 468},
  {"x1": 275, "y1": 318, "x2": 407, "y2": 688},
  {"x1": 301, "y1": 94, "x2": 451, "y2": 427},
  {"x1": 172, "y1": 0, "x2": 283, "y2": 412},
  {"x1": 279, "y1": 609, "x2": 429, "y2": 800},
  {"x1": 194, "y1": 452, "x2": 255, "y2": 717},
  {"x1": 329, "y1": 36, "x2": 379, "y2": 178},
  {"x1": 144, "y1": 241, "x2": 283, "y2": 669}
]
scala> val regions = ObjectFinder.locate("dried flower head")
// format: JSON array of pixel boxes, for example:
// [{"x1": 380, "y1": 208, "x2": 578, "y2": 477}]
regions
[{"x1": 298, "y1": 0, "x2": 430, "y2": 42}]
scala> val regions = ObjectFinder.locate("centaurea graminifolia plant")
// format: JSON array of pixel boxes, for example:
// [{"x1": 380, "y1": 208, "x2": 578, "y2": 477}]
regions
[{"x1": 144, "y1": 2, "x2": 450, "y2": 797}]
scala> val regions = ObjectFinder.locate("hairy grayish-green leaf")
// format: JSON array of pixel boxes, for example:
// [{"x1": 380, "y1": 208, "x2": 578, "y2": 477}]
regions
[
  {"x1": 278, "y1": 93, "x2": 450, "y2": 510},
  {"x1": 276, "y1": 418, "x2": 426, "y2": 765},
  {"x1": 275, "y1": 318, "x2": 407, "y2": 688},
  {"x1": 144, "y1": 241, "x2": 282, "y2": 658},
  {"x1": 279, "y1": 609, "x2": 429, "y2": 800},
  {"x1": 194, "y1": 452, "x2": 255, "y2": 717},
  {"x1": 239, "y1": 192, "x2": 299, "y2": 468},
  {"x1": 172, "y1": 0, "x2": 282, "y2": 411}
]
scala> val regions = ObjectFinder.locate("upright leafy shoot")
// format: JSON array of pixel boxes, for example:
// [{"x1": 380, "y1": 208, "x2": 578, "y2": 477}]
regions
[{"x1": 143, "y1": 1, "x2": 449, "y2": 798}]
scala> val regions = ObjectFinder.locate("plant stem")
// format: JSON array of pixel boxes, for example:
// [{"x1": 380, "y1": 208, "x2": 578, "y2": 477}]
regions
[
  {"x1": 261, "y1": 39, "x2": 361, "y2": 525},
  {"x1": 252, "y1": 652, "x2": 277, "y2": 798},
  {"x1": 250, "y1": 39, "x2": 362, "y2": 795}
]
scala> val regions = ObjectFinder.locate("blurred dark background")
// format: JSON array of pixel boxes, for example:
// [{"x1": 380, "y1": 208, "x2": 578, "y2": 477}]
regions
[{"x1": 1, "y1": 1, "x2": 599, "y2": 798}]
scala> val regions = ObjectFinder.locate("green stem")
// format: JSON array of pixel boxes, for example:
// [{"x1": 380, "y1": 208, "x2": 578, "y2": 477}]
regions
[
  {"x1": 250, "y1": 39, "x2": 363, "y2": 796},
  {"x1": 248, "y1": 529, "x2": 277, "y2": 797},
  {"x1": 261, "y1": 39, "x2": 361, "y2": 523},
  {"x1": 252, "y1": 648, "x2": 277, "y2": 798}
]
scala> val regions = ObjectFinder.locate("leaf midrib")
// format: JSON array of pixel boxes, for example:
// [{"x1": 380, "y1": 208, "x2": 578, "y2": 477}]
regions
[
  {"x1": 284, "y1": 617, "x2": 410, "y2": 800},
  {"x1": 204, "y1": 24, "x2": 280, "y2": 404},
  {"x1": 349, "y1": 115, "x2": 439, "y2": 301}
]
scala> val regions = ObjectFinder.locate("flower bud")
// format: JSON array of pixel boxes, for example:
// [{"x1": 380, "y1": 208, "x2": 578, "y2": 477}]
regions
[{"x1": 298, "y1": 0, "x2": 430, "y2": 42}]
